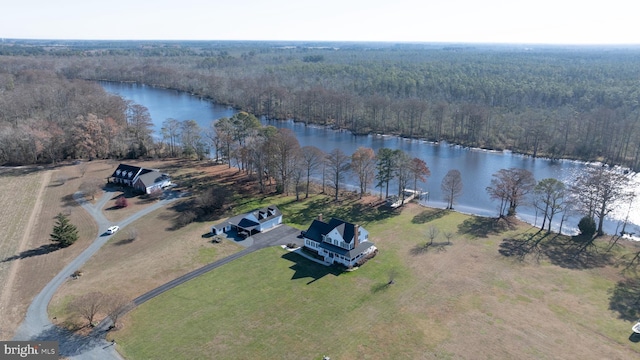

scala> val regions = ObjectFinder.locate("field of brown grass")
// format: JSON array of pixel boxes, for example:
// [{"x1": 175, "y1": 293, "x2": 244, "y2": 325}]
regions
[
  {"x1": 4, "y1": 158, "x2": 640, "y2": 359},
  {"x1": 49, "y1": 161, "x2": 246, "y2": 325},
  {"x1": 369, "y1": 207, "x2": 637, "y2": 359},
  {"x1": 0, "y1": 159, "x2": 203, "y2": 339},
  {"x1": 110, "y1": 201, "x2": 640, "y2": 359}
]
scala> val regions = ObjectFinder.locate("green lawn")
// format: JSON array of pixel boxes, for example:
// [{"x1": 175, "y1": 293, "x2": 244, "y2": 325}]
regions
[
  {"x1": 116, "y1": 247, "x2": 414, "y2": 360},
  {"x1": 113, "y1": 200, "x2": 640, "y2": 359}
]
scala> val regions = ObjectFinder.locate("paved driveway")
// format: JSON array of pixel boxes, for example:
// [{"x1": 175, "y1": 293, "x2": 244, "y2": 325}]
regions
[
  {"x1": 231, "y1": 224, "x2": 302, "y2": 248},
  {"x1": 12, "y1": 189, "x2": 184, "y2": 360},
  {"x1": 14, "y1": 186, "x2": 302, "y2": 360}
]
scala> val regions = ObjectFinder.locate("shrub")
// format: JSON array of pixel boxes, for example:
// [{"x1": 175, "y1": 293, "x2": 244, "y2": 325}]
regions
[
  {"x1": 356, "y1": 249, "x2": 379, "y2": 267},
  {"x1": 115, "y1": 196, "x2": 128, "y2": 208},
  {"x1": 578, "y1": 216, "x2": 596, "y2": 237}
]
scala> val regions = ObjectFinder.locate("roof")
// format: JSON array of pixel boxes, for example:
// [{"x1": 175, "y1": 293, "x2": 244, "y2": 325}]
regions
[
  {"x1": 251, "y1": 205, "x2": 282, "y2": 224},
  {"x1": 136, "y1": 170, "x2": 169, "y2": 188},
  {"x1": 318, "y1": 241, "x2": 376, "y2": 259},
  {"x1": 110, "y1": 164, "x2": 143, "y2": 180},
  {"x1": 306, "y1": 218, "x2": 358, "y2": 245},
  {"x1": 304, "y1": 219, "x2": 332, "y2": 243},
  {"x1": 212, "y1": 205, "x2": 282, "y2": 231},
  {"x1": 237, "y1": 217, "x2": 260, "y2": 231}
]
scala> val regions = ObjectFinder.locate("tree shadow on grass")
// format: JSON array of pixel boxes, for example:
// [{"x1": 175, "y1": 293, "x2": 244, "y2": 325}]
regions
[
  {"x1": 499, "y1": 230, "x2": 550, "y2": 262},
  {"x1": 410, "y1": 241, "x2": 452, "y2": 255},
  {"x1": 411, "y1": 209, "x2": 449, "y2": 224},
  {"x1": 281, "y1": 251, "x2": 343, "y2": 285},
  {"x1": 457, "y1": 216, "x2": 514, "y2": 238},
  {"x1": 371, "y1": 282, "x2": 393, "y2": 293},
  {"x1": 543, "y1": 235, "x2": 614, "y2": 269},
  {"x1": 282, "y1": 196, "x2": 399, "y2": 227},
  {"x1": 112, "y1": 238, "x2": 135, "y2": 246},
  {"x1": 609, "y1": 277, "x2": 640, "y2": 322},
  {"x1": 61, "y1": 193, "x2": 82, "y2": 208},
  {"x1": 1, "y1": 244, "x2": 60, "y2": 262}
]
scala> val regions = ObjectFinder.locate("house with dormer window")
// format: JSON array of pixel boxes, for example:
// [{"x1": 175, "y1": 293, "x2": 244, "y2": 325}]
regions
[
  {"x1": 211, "y1": 205, "x2": 282, "y2": 238},
  {"x1": 302, "y1": 215, "x2": 377, "y2": 267},
  {"x1": 109, "y1": 164, "x2": 171, "y2": 194}
]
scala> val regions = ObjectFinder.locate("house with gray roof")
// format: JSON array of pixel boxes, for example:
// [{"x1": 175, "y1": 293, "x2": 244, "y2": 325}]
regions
[
  {"x1": 302, "y1": 215, "x2": 377, "y2": 267},
  {"x1": 211, "y1": 205, "x2": 282, "y2": 238},
  {"x1": 109, "y1": 164, "x2": 171, "y2": 194}
]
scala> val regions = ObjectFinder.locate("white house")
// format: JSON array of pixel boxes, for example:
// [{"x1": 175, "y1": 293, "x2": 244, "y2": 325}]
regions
[
  {"x1": 211, "y1": 205, "x2": 282, "y2": 237},
  {"x1": 109, "y1": 164, "x2": 171, "y2": 194},
  {"x1": 302, "y1": 215, "x2": 377, "y2": 267}
]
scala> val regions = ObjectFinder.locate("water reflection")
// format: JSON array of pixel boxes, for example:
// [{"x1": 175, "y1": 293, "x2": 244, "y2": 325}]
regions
[{"x1": 100, "y1": 81, "x2": 640, "y2": 237}]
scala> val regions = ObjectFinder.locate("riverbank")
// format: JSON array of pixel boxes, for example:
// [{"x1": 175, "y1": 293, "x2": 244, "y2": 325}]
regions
[{"x1": 100, "y1": 81, "x2": 640, "y2": 241}]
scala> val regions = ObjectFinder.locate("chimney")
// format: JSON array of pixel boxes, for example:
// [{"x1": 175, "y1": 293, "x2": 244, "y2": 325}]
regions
[
  {"x1": 318, "y1": 213, "x2": 323, "y2": 222},
  {"x1": 353, "y1": 225, "x2": 359, "y2": 248}
]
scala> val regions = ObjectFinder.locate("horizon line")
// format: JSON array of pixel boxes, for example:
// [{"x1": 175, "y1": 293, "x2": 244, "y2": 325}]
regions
[{"x1": 2, "y1": 37, "x2": 640, "y2": 47}]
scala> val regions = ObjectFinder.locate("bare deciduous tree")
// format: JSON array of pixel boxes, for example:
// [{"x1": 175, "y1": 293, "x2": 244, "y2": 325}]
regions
[
  {"x1": 409, "y1": 157, "x2": 431, "y2": 193},
  {"x1": 486, "y1": 168, "x2": 536, "y2": 217},
  {"x1": 271, "y1": 128, "x2": 301, "y2": 195},
  {"x1": 427, "y1": 226, "x2": 439, "y2": 246},
  {"x1": 301, "y1": 146, "x2": 325, "y2": 198},
  {"x1": 105, "y1": 293, "x2": 131, "y2": 329},
  {"x1": 441, "y1": 169, "x2": 463, "y2": 209},
  {"x1": 351, "y1": 147, "x2": 376, "y2": 197},
  {"x1": 326, "y1": 148, "x2": 351, "y2": 201},
  {"x1": 68, "y1": 291, "x2": 107, "y2": 327},
  {"x1": 443, "y1": 231, "x2": 453, "y2": 245},
  {"x1": 533, "y1": 178, "x2": 567, "y2": 232},
  {"x1": 79, "y1": 178, "x2": 103, "y2": 200},
  {"x1": 572, "y1": 166, "x2": 633, "y2": 236}
]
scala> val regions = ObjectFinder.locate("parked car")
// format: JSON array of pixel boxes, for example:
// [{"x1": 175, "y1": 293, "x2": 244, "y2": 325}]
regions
[{"x1": 106, "y1": 225, "x2": 120, "y2": 235}]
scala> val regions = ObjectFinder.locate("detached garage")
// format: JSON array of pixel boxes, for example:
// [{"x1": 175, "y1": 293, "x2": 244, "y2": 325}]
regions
[{"x1": 211, "y1": 205, "x2": 282, "y2": 237}]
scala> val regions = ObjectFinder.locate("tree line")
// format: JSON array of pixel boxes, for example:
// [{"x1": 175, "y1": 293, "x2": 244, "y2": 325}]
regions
[
  {"x1": 2, "y1": 42, "x2": 640, "y2": 168},
  {"x1": 204, "y1": 112, "x2": 635, "y2": 244}
]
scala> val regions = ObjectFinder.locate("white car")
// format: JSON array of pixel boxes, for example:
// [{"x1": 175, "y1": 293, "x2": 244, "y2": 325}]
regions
[{"x1": 106, "y1": 226, "x2": 120, "y2": 235}]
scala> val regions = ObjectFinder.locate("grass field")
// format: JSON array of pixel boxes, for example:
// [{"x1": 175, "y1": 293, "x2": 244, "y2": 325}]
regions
[
  {"x1": 0, "y1": 168, "x2": 46, "y2": 338},
  {"x1": 1, "y1": 159, "x2": 191, "y2": 338},
  {"x1": 111, "y1": 204, "x2": 640, "y2": 359}
]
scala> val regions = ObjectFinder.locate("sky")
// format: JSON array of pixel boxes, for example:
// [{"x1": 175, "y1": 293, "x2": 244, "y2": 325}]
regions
[{"x1": 1, "y1": 0, "x2": 638, "y2": 44}]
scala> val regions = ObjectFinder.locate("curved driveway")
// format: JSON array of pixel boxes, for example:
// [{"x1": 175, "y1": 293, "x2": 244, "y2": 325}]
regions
[{"x1": 12, "y1": 189, "x2": 183, "y2": 359}]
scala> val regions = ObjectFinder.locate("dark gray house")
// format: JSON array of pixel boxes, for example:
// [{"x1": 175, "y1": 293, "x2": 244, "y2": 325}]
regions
[{"x1": 109, "y1": 164, "x2": 171, "y2": 194}]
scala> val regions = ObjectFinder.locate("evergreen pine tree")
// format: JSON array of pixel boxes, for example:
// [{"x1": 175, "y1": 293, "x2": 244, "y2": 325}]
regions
[{"x1": 50, "y1": 212, "x2": 79, "y2": 247}]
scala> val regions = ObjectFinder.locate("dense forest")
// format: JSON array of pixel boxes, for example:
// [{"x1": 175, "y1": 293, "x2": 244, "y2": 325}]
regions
[{"x1": 2, "y1": 40, "x2": 640, "y2": 168}]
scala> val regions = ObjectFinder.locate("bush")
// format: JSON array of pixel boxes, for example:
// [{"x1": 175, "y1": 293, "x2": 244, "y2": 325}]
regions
[
  {"x1": 356, "y1": 249, "x2": 379, "y2": 267},
  {"x1": 578, "y1": 216, "x2": 596, "y2": 237},
  {"x1": 115, "y1": 196, "x2": 128, "y2": 208}
]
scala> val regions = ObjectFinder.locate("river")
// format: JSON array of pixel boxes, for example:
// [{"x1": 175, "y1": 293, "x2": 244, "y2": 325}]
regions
[{"x1": 100, "y1": 81, "x2": 640, "y2": 237}]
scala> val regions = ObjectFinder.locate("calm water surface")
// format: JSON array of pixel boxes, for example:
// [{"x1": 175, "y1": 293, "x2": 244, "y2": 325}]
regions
[{"x1": 101, "y1": 81, "x2": 640, "y2": 236}]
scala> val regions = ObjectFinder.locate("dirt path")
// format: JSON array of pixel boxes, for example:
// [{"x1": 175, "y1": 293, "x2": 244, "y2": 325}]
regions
[{"x1": 0, "y1": 170, "x2": 51, "y2": 334}]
